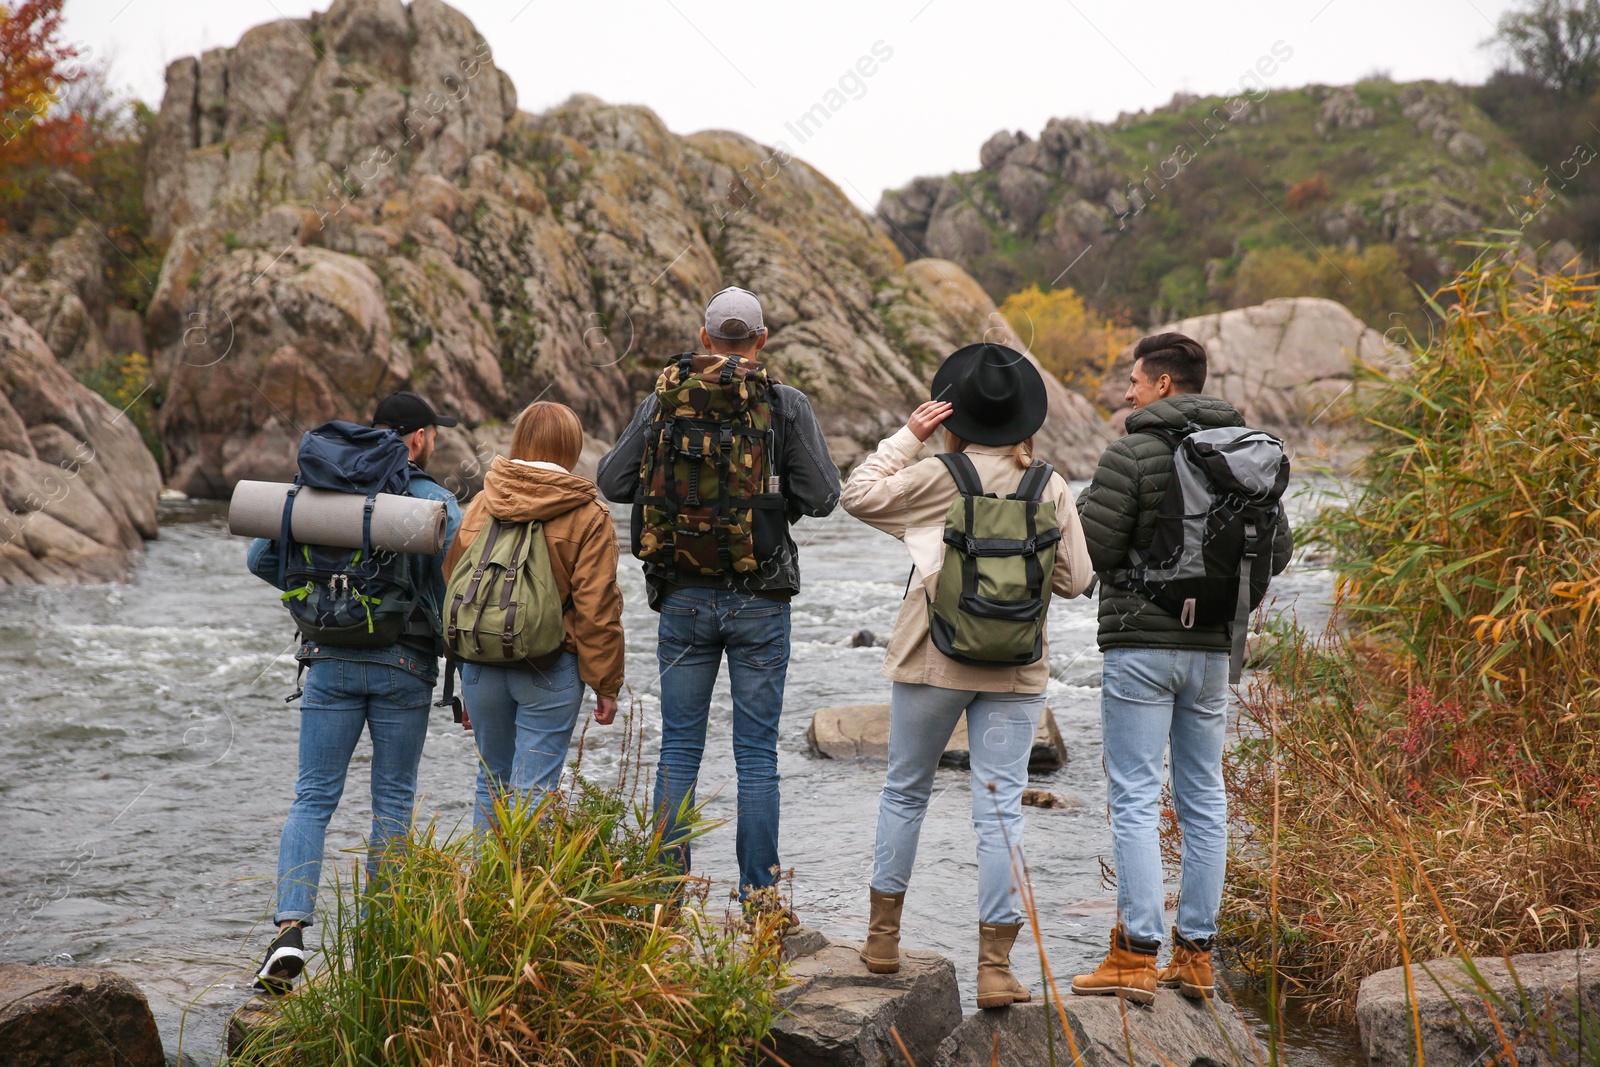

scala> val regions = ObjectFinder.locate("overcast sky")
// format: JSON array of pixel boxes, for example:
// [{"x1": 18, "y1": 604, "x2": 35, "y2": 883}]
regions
[{"x1": 64, "y1": 0, "x2": 1522, "y2": 208}]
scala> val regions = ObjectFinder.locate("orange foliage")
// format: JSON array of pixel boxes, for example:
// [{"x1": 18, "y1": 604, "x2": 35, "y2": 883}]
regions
[
  {"x1": 0, "y1": 0, "x2": 87, "y2": 176},
  {"x1": 1285, "y1": 172, "x2": 1332, "y2": 211}
]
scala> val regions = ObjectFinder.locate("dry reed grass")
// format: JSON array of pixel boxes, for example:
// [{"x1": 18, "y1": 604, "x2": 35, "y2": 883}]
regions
[{"x1": 1221, "y1": 248, "x2": 1600, "y2": 1021}]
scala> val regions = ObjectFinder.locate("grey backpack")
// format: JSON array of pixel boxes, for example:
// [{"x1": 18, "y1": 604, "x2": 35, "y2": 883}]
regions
[{"x1": 1118, "y1": 424, "x2": 1289, "y2": 682}]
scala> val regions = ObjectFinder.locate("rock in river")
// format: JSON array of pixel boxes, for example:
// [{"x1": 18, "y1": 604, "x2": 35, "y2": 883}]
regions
[
  {"x1": 807, "y1": 703, "x2": 1068, "y2": 772},
  {"x1": 1357, "y1": 947, "x2": 1600, "y2": 1067},
  {"x1": 770, "y1": 929, "x2": 962, "y2": 1067},
  {"x1": 937, "y1": 991, "x2": 1256, "y2": 1067},
  {"x1": 0, "y1": 961, "x2": 165, "y2": 1066}
]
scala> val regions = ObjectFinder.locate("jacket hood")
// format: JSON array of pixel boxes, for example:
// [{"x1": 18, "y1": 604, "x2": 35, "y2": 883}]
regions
[
  {"x1": 480, "y1": 455, "x2": 597, "y2": 522},
  {"x1": 1124, "y1": 394, "x2": 1244, "y2": 435}
]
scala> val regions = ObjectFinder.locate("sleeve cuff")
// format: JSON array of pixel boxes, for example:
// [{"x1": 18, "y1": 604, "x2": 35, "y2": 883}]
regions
[{"x1": 886, "y1": 426, "x2": 923, "y2": 459}]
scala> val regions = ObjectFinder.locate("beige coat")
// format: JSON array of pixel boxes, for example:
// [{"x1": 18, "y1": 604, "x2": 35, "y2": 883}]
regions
[{"x1": 840, "y1": 427, "x2": 1094, "y2": 694}]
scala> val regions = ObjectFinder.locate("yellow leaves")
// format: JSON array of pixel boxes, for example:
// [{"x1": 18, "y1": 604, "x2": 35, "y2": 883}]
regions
[{"x1": 997, "y1": 284, "x2": 1136, "y2": 395}]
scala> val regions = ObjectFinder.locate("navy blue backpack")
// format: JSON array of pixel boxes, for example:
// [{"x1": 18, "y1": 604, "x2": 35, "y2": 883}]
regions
[{"x1": 276, "y1": 422, "x2": 431, "y2": 650}]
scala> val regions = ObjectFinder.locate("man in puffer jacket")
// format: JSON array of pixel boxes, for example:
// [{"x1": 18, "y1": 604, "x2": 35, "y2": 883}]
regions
[{"x1": 1071, "y1": 333, "x2": 1292, "y2": 1004}]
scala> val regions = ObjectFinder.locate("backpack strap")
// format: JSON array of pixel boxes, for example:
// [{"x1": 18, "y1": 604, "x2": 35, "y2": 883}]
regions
[
  {"x1": 936, "y1": 451, "x2": 985, "y2": 498},
  {"x1": 434, "y1": 655, "x2": 463, "y2": 723},
  {"x1": 500, "y1": 523, "x2": 533, "y2": 659},
  {"x1": 1009, "y1": 460, "x2": 1054, "y2": 503},
  {"x1": 1229, "y1": 521, "x2": 1260, "y2": 685},
  {"x1": 1011, "y1": 461, "x2": 1058, "y2": 604},
  {"x1": 276, "y1": 484, "x2": 300, "y2": 591},
  {"x1": 1140, "y1": 421, "x2": 1199, "y2": 454}
]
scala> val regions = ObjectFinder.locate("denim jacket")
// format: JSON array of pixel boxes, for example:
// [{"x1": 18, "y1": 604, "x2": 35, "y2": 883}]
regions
[{"x1": 246, "y1": 469, "x2": 462, "y2": 684}]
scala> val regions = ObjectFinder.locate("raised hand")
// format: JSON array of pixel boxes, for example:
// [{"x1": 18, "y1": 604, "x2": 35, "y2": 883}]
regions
[{"x1": 907, "y1": 400, "x2": 954, "y2": 442}]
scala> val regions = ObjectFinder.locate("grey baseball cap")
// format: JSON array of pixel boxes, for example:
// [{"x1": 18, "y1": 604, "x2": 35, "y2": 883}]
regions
[{"x1": 704, "y1": 286, "x2": 765, "y2": 340}]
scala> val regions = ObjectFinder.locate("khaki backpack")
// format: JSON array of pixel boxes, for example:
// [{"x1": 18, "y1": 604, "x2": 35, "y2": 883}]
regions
[
  {"x1": 444, "y1": 518, "x2": 566, "y2": 665},
  {"x1": 928, "y1": 453, "x2": 1060, "y2": 667}
]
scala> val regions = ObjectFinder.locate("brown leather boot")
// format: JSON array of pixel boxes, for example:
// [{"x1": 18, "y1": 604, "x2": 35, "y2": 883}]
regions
[
  {"x1": 1070, "y1": 925, "x2": 1158, "y2": 1004},
  {"x1": 859, "y1": 888, "x2": 904, "y2": 974},
  {"x1": 976, "y1": 922, "x2": 1032, "y2": 1009},
  {"x1": 1156, "y1": 928, "x2": 1215, "y2": 999}
]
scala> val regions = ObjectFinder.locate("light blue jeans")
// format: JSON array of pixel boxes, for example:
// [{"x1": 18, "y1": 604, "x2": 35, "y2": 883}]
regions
[
  {"x1": 871, "y1": 682, "x2": 1044, "y2": 925},
  {"x1": 274, "y1": 658, "x2": 433, "y2": 926},
  {"x1": 1100, "y1": 648, "x2": 1230, "y2": 945},
  {"x1": 462, "y1": 654, "x2": 584, "y2": 830},
  {"x1": 652, "y1": 588, "x2": 791, "y2": 895}
]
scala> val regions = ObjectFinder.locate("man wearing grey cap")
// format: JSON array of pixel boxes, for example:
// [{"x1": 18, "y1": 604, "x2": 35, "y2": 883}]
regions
[{"x1": 598, "y1": 286, "x2": 839, "y2": 910}]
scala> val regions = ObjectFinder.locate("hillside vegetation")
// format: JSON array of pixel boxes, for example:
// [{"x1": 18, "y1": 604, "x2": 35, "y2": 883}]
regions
[{"x1": 881, "y1": 79, "x2": 1548, "y2": 332}]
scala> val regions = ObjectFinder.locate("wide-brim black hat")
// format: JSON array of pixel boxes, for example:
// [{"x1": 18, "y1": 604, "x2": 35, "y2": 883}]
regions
[{"x1": 930, "y1": 343, "x2": 1048, "y2": 446}]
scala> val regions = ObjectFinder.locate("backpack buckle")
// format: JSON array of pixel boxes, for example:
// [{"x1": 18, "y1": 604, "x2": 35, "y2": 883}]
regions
[{"x1": 330, "y1": 573, "x2": 349, "y2": 594}]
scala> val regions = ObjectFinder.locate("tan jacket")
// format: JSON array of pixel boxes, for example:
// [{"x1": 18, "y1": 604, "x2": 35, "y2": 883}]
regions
[
  {"x1": 840, "y1": 427, "x2": 1094, "y2": 694},
  {"x1": 443, "y1": 456, "x2": 626, "y2": 698}
]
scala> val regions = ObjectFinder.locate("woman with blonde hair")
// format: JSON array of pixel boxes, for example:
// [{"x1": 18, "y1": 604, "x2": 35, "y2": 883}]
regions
[
  {"x1": 841, "y1": 344, "x2": 1093, "y2": 1008},
  {"x1": 443, "y1": 402, "x2": 625, "y2": 827}
]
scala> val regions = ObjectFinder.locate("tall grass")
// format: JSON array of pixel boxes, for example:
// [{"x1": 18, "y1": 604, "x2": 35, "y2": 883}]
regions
[
  {"x1": 1222, "y1": 249, "x2": 1600, "y2": 1019},
  {"x1": 232, "y1": 782, "x2": 786, "y2": 1066}
]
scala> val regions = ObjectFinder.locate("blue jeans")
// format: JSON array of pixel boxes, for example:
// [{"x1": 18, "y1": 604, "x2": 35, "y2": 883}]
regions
[
  {"x1": 1100, "y1": 648, "x2": 1230, "y2": 945},
  {"x1": 651, "y1": 588, "x2": 790, "y2": 894},
  {"x1": 871, "y1": 683, "x2": 1043, "y2": 925},
  {"x1": 463, "y1": 654, "x2": 583, "y2": 831},
  {"x1": 274, "y1": 659, "x2": 433, "y2": 926}
]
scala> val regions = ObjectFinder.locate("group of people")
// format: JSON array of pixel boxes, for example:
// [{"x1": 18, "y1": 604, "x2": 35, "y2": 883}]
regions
[{"x1": 246, "y1": 285, "x2": 1293, "y2": 1011}]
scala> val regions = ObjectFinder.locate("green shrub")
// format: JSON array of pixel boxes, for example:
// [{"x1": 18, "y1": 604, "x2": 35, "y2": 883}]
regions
[
  {"x1": 234, "y1": 783, "x2": 786, "y2": 1066},
  {"x1": 1222, "y1": 247, "x2": 1600, "y2": 1019}
]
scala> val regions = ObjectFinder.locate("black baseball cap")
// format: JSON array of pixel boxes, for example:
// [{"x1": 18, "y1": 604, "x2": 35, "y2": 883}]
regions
[{"x1": 371, "y1": 391, "x2": 458, "y2": 434}]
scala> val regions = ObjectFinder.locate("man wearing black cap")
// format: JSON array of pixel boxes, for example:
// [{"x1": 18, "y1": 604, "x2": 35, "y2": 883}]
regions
[
  {"x1": 244, "y1": 391, "x2": 462, "y2": 994},
  {"x1": 596, "y1": 286, "x2": 839, "y2": 907}
]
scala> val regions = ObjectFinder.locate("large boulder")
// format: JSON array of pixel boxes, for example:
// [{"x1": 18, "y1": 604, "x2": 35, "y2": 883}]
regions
[
  {"x1": 807, "y1": 703, "x2": 1068, "y2": 773},
  {"x1": 0, "y1": 961, "x2": 165, "y2": 1066},
  {"x1": 1098, "y1": 297, "x2": 1402, "y2": 461},
  {"x1": 0, "y1": 298, "x2": 161, "y2": 588},
  {"x1": 937, "y1": 992, "x2": 1256, "y2": 1067},
  {"x1": 770, "y1": 931, "x2": 962, "y2": 1067},
  {"x1": 1357, "y1": 948, "x2": 1600, "y2": 1067},
  {"x1": 142, "y1": 1, "x2": 1113, "y2": 498}
]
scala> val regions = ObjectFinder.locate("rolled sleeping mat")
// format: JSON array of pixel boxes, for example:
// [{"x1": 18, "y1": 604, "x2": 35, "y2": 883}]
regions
[{"x1": 228, "y1": 480, "x2": 447, "y2": 555}]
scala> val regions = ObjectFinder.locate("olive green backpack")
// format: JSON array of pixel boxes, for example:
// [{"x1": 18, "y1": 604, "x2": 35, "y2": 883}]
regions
[
  {"x1": 928, "y1": 453, "x2": 1060, "y2": 667},
  {"x1": 444, "y1": 518, "x2": 566, "y2": 666}
]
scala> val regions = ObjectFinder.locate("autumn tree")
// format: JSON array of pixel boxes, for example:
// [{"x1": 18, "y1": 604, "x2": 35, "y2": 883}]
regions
[
  {"x1": 998, "y1": 285, "x2": 1138, "y2": 397},
  {"x1": 1228, "y1": 243, "x2": 1417, "y2": 328},
  {"x1": 0, "y1": 0, "x2": 87, "y2": 219}
]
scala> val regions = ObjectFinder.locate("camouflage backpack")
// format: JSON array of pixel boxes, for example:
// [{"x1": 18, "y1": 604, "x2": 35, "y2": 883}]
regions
[{"x1": 634, "y1": 353, "x2": 785, "y2": 577}]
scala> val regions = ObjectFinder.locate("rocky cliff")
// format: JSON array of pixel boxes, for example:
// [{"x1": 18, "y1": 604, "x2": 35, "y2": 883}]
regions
[
  {"x1": 0, "y1": 298, "x2": 161, "y2": 588},
  {"x1": 140, "y1": 0, "x2": 1111, "y2": 498},
  {"x1": 879, "y1": 81, "x2": 1540, "y2": 325}
]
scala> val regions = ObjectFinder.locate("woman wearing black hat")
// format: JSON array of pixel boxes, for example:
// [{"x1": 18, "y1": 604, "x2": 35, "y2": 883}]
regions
[{"x1": 840, "y1": 343, "x2": 1093, "y2": 1008}]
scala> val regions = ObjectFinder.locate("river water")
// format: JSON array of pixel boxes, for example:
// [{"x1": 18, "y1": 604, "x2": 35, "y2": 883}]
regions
[{"x1": 0, "y1": 484, "x2": 1355, "y2": 1065}]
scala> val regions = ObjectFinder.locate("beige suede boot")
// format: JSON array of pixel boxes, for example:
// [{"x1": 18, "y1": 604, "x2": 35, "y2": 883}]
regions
[
  {"x1": 975, "y1": 922, "x2": 1032, "y2": 1009},
  {"x1": 859, "y1": 888, "x2": 904, "y2": 974}
]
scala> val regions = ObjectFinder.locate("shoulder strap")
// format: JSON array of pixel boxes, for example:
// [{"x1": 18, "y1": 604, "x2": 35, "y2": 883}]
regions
[
  {"x1": 1138, "y1": 422, "x2": 1197, "y2": 453},
  {"x1": 1010, "y1": 461, "x2": 1054, "y2": 502},
  {"x1": 276, "y1": 485, "x2": 300, "y2": 590},
  {"x1": 936, "y1": 451, "x2": 985, "y2": 498}
]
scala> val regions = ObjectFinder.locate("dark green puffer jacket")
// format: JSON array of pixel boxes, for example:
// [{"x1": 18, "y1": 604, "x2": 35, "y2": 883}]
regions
[{"x1": 1076, "y1": 394, "x2": 1294, "y2": 652}]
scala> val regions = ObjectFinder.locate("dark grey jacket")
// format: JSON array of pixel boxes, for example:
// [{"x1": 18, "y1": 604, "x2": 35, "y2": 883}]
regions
[
  {"x1": 1077, "y1": 394, "x2": 1293, "y2": 652},
  {"x1": 596, "y1": 382, "x2": 841, "y2": 609}
]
